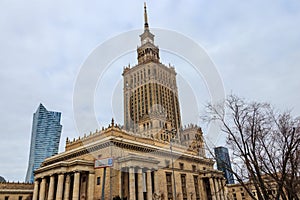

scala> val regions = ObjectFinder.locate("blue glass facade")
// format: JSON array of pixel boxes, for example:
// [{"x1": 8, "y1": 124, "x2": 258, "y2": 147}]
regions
[
  {"x1": 25, "y1": 104, "x2": 62, "y2": 183},
  {"x1": 214, "y1": 146, "x2": 234, "y2": 184}
]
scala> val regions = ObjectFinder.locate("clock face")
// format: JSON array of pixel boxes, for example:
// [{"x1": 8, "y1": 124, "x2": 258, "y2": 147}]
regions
[{"x1": 143, "y1": 38, "x2": 153, "y2": 44}]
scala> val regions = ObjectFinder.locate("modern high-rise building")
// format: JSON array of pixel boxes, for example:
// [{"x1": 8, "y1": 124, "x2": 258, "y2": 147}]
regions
[
  {"x1": 214, "y1": 146, "x2": 234, "y2": 184},
  {"x1": 25, "y1": 103, "x2": 62, "y2": 183}
]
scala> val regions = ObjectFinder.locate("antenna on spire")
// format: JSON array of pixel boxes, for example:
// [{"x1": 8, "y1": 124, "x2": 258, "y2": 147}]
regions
[{"x1": 144, "y1": 2, "x2": 149, "y2": 30}]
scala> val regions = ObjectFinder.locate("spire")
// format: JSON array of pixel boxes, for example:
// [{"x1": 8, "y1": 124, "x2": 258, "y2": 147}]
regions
[
  {"x1": 138, "y1": 2, "x2": 159, "y2": 64},
  {"x1": 144, "y1": 2, "x2": 149, "y2": 30}
]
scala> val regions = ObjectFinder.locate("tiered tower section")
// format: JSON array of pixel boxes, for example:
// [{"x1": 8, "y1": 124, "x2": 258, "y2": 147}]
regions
[{"x1": 123, "y1": 3, "x2": 182, "y2": 138}]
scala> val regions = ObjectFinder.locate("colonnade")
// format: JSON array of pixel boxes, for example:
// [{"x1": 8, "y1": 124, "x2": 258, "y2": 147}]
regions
[
  {"x1": 120, "y1": 167, "x2": 158, "y2": 200},
  {"x1": 206, "y1": 177, "x2": 225, "y2": 200},
  {"x1": 32, "y1": 171, "x2": 94, "y2": 200},
  {"x1": 117, "y1": 168, "x2": 225, "y2": 200}
]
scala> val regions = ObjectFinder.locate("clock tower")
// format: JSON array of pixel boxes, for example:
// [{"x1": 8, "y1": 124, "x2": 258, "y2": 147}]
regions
[
  {"x1": 123, "y1": 3, "x2": 182, "y2": 139},
  {"x1": 137, "y1": 3, "x2": 160, "y2": 64}
]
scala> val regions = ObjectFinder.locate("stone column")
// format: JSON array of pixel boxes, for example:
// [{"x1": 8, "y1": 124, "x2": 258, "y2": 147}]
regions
[
  {"x1": 56, "y1": 174, "x2": 65, "y2": 200},
  {"x1": 220, "y1": 178, "x2": 226, "y2": 199},
  {"x1": 39, "y1": 178, "x2": 47, "y2": 200},
  {"x1": 72, "y1": 172, "x2": 81, "y2": 200},
  {"x1": 154, "y1": 170, "x2": 159, "y2": 195},
  {"x1": 88, "y1": 172, "x2": 95, "y2": 200},
  {"x1": 137, "y1": 168, "x2": 143, "y2": 200},
  {"x1": 119, "y1": 170, "x2": 123, "y2": 198},
  {"x1": 129, "y1": 167, "x2": 136, "y2": 200},
  {"x1": 214, "y1": 178, "x2": 219, "y2": 200},
  {"x1": 146, "y1": 170, "x2": 152, "y2": 200},
  {"x1": 64, "y1": 174, "x2": 71, "y2": 200},
  {"x1": 33, "y1": 180, "x2": 39, "y2": 200},
  {"x1": 47, "y1": 175, "x2": 55, "y2": 200},
  {"x1": 198, "y1": 178, "x2": 205, "y2": 200},
  {"x1": 209, "y1": 178, "x2": 216, "y2": 200},
  {"x1": 198, "y1": 177, "x2": 207, "y2": 199},
  {"x1": 219, "y1": 179, "x2": 223, "y2": 200}
]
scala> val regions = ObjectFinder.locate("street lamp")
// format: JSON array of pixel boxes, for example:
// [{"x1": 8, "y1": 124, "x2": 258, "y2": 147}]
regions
[{"x1": 165, "y1": 128, "x2": 177, "y2": 200}]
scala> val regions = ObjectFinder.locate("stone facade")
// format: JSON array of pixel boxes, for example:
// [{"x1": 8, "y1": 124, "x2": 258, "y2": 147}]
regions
[
  {"x1": 33, "y1": 122, "x2": 226, "y2": 200},
  {"x1": 226, "y1": 175, "x2": 300, "y2": 200},
  {"x1": 0, "y1": 182, "x2": 33, "y2": 200},
  {"x1": 32, "y1": 3, "x2": 227, "y2": 200}
]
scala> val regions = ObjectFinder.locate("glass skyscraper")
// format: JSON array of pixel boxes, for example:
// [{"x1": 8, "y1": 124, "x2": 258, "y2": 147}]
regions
[
  {"x1": 25, "y1": 103, "x2": 62, "y2": 183},
  {"x1": 214, "y1": 146, "x2": 235, "y2": 184}
]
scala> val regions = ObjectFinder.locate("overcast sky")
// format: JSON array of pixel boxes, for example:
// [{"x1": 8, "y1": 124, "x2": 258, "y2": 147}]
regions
[{"x1": 0, "y1": 0, "x2": 299, "y2": 181}]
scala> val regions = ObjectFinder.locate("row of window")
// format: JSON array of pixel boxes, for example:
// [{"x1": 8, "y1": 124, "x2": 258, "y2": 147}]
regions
[{"x1": 124, "y1": 66, "x2": 176, "y2": 87}]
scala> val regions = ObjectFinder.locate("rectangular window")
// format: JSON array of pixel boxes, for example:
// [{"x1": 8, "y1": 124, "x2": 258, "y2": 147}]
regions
[
  {"x1": 192, "y1": 165, "x2": 196, "y2": 172},
  {"x1": 194, "y1": 176, "x2": 200, "y2": 200},
  {"x1": 19, "y1": 197, "x2": 22, "y2": 200},
  {"x1": 179, "y1": 163, "x2": 184, "y2": 170},
  {"x1": 181, "y1": 174, "x2": 187, "y2": 200},
  {"x1": 166, "y1": 173, "x2": 173, "y2": 200},
  {"x1": 97, "y1": 176, "x2": 101, "y2": 185}
]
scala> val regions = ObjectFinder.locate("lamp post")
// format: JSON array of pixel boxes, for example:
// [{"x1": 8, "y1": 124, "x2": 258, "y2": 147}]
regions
[{"x1": 166, "y1": 128, "x2": 177, "y2": 200}]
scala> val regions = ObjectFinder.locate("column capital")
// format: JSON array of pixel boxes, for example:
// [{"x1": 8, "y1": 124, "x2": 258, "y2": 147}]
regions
[
  {"x1": 137, "y1": 168, "x2": 143, "y2": 172},
  {"x1": 46, "y1": 173, "x2": 55, "y2": 178},
  {"x1": 129, "y1": 167, "x2": 135, "y2": 173}
]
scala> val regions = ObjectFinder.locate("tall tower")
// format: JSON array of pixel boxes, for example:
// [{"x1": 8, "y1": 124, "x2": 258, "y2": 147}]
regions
[
  {"x1": 123, "y1": 3, "x2": 182, "y2": 137},
  {"x1": 214, "y1": 146, "x2": 235, "y2": 184},
  {"x1": 25, "y1": 104, "x2": 62, "y2": 183}
]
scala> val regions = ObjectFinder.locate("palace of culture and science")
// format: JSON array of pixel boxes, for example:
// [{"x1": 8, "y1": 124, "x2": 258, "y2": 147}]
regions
[{"x1": 31, "y1": 4, "x2": 226, "y2": 200}]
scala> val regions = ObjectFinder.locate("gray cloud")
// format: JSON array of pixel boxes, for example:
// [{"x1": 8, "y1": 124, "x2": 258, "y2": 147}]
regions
[{"x1": 0, "y1": 0, "x2": 299, "y2": 181}]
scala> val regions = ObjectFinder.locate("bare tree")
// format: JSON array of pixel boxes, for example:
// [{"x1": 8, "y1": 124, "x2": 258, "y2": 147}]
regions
[{"x1": 203, "y1": 95, "x2": 300, "y2": 200}]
